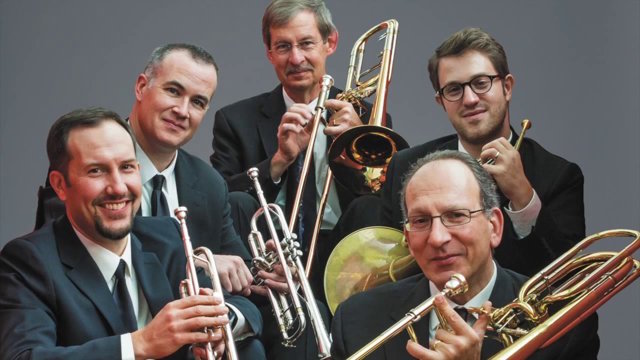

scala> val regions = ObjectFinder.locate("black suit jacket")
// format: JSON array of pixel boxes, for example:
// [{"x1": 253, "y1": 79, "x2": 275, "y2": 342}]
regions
[
  {"x1": 210, "y1": 84, "x2": 392, "y2": 218},
  {"x1": 331, "y1": 265, "x2": 599, "y2": 360},
  {"x1": 380, "y1": 132, "x2": 585, "y2": 276},
  {"x1": 0, "y1": 216, "x2": 189, "y2": 360},
  {"x1": 168, "y1": 149, "x2": 263, "y2": 336},
  {"x1": 174, "y1": 148, "x2": 251, "y2": 261}
]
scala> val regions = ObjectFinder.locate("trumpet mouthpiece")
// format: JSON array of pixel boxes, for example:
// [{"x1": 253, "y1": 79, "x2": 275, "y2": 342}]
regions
[
  {"x1": 247, "y1": 167, "x2": 259, "y2": 180},
  {"x1": 321, "y1": 75, "x2": 334, "y2": 87},
  {"x1": 521, "y1": 119, "x2": 532, "y2": 130},
  {"x1": 174, "y1": 206, "x2": 188, "y2": 219}
]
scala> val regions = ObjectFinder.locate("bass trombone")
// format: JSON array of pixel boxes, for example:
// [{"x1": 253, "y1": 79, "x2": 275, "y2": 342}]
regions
[
  {"x1": 175, "y1": 206, "x2": 238, "y2": 360},
  {"x1": 247, "y1": 167, "x2": 332, "y2": 359}
]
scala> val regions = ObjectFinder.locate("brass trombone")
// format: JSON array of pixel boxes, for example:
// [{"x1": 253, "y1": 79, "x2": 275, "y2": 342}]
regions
[
  {"x1": 348, "y1": 273, "x2": 468, "y2": 360},
  {"x1": 345, "y1": 229, "x2": 640, "y2": 359},
  {"x1": 247, "y1": 167, "x2": 332, "y2": 359},
  {"x1": 175, "y1": 207, "x2": 238, "y2": 360},
  {"x1": 324, "y1": 119, "x2": 534, "y2": 314},
  {"x1": 302, "y1": 19, "x2": 409, "y2": 277}
]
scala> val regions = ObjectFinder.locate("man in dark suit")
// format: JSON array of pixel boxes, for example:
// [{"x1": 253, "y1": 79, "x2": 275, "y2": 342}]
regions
[
  {"x1": 343, "y1": 28, "x2": 584, "y2": 277},
  {"x1": 210, "y1": 0, "x2": 395, "y2": 301},
  {"x1": 0, "y1": 109, "x2": 230, "y2": 359},
  {"x1": 331, "y1": 150, "x2": 599, "y2": 359},
  {"x1": 211, "y1": 1, "x2": 374, "y2": 358},
  {"x1": 127, "y1": 44, "x2": 269, "y2": 354}
]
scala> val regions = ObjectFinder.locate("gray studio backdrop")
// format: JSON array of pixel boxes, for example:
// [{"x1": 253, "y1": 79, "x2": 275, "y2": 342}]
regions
[{"x1": 1, "y1": 0, "x2": 639, "y2": 358}]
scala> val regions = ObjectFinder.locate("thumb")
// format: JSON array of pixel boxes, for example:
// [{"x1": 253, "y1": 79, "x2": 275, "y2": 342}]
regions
[{"x1": 472, "y1": 300, "x2": 492, "y2": 337}]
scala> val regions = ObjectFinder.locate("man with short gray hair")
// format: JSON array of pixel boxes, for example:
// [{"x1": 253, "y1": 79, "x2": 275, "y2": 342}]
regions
[{"x1": 331, "y1": 150, "x2": 598, "y2": 360}]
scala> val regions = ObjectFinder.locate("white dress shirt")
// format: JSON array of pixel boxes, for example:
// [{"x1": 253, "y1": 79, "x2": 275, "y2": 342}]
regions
[
  {"x1": 428, "y1": 261, "x2": 498, "y2": 339},
  {"x1": 74, "y1": 228, "x2": 150, "y2": 360}
]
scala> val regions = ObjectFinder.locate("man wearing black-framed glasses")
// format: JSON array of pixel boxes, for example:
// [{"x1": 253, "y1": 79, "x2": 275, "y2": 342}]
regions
[
  {"x1": 331, "y1": 150, "x2": 598, "y2": 359},
  {"x1": 370, "y1": 27, "x2": 586, "y2": 278}
]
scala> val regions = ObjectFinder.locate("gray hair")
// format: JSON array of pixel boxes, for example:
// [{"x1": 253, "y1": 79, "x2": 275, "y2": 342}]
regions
[
  {"x1": 142, "y1": 43, "x2": 218, "y2": 80},
  {"x1": 262, "y1": 0, "x2": 336, "y2": 48},
  {"x1": 400, "y1": 150, "x2": 500, "y2": 220}
]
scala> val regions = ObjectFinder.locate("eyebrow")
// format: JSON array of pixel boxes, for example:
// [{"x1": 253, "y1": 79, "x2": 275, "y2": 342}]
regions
[{"x1": 165, "y1": 80, "x2": 210, "y2": 106}]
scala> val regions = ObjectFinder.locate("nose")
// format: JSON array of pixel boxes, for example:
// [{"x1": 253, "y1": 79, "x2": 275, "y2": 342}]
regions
[
  {"x1": 106, "y1": 171, "x2": 128, "y2": 196},
  {"x1": 427, "y1": 217, "x2": 452, "y2": 248},
  {"x1": 461, "y1": 84, "x2": 480, "y2": 107},
  {"x1": 172, "y1": 98, "x2": 190, "y2": 119},
  {"x1": 288, "y1": 46, "x2": 305, "y2": 65}
]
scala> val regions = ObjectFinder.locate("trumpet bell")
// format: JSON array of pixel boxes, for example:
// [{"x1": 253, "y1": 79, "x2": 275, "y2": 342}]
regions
[{"x1": 324, "y1": 226, "x2": 419, "y2": 314}]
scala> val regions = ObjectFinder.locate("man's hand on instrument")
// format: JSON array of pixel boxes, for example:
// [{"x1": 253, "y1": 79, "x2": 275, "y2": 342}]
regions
[
  {"x1": 250, "y1": 239, "x2": 298, "y2": 296},
  {"x1": 271, "y1": 104, "x2": 314, "y2": 181},
  {"x1": 405, "y1": 295, "x2": 490, "y2": 360},
  {"x1": 481, "y1": 137, "x2": 533, "y2": 210},
  {"x1": 324, "y1": 99, "x2": 363, "y2": 137},
  {"x1": 132, "y1": 289, "x2": 228, "y2": 359},
  {"x1": 212, "y1": 254, "x2": 253, "y2": 296}
]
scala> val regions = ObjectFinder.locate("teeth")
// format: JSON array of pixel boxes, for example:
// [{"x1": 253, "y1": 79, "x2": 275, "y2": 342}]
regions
[{"x1": 104, "y1": 202, "x2": 126, "y2": 210}]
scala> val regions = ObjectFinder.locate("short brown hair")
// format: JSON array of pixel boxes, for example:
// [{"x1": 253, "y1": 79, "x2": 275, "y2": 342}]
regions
[
  {"x1": 47, "y1": 107, "x2": 134, "y2": 180},
  {"x1": 262, "y1": 0, "x2": 336, "y2": 48},
  {"x1": 427, "y1": 28, "x2": 510, "y2": 92}
]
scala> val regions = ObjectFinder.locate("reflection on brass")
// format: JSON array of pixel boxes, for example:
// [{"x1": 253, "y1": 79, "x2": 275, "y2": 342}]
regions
[
  {"x1": 328, "y1": 19, "x2": 409, "y2": 195},
  {"x1": 323, "y1": 226, "x2": 419, "y2": 314}
]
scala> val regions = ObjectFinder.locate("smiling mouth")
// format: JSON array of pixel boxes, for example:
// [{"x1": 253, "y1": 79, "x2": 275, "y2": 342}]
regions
[
  {"x1": 163, "y1": 119, "x2": 185, "y2": 130},
  {"x1": 102, "y1": 201, "x2": 128, "y2": 211}
]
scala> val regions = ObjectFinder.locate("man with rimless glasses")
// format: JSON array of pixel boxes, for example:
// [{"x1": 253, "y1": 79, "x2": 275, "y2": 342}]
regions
[
  {"x1": 331, "y1": 150, "x2": 598, "y2": 360},
  {"x1": 375, "y1": 27, "x2": 586, "y2": 277}
]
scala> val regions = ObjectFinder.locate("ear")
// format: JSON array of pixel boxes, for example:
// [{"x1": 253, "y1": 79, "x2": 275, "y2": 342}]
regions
[
  {"x1": 325, "y1": 30, "x2": 339, "y2": 56},
  {"x1": 404, "y1": 228, "x2": 417, "y2": 258},
  {"x1": 49, "y1": 170, "x2": 69, "y2": 202},
  {"x1": 487, "y1": 207, "x2": 504, "y2": 249},
  {"x1": 134, "y1": 73, "x2": 149, "y2": 102},
  {"x1": 266, "y1": 44, "x2": 275, "y2": 64},
  {"x1": 434, "y1": 93, "x2": 447, "y2": 111},
  {"x1": 502, "y1": 74, "x2": 514, "y2": 102}
]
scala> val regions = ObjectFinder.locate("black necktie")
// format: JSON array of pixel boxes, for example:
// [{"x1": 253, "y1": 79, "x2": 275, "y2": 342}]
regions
[
  {"x1": 113, "y1": 259, "x2": 138, "y2": 331},
  {"x1": 454, "y1": 307, "x2": 475, "y2": 326},
  {"x1": 292, "y1": 151, "x2": 317, "y2": 251},
  {"x1": 151, "y1": 174, "x2": 170, "y2": 217}
]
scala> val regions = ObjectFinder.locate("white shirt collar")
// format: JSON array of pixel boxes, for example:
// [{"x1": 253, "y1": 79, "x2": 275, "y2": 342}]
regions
[
  {"x1": 73, "y1": 226, "x2": 133, "y2": 291},
  {"x1": 428, "y1": 261, "x2": 497, "y2": 334},
  {"x1": 135, "y1": 142, "x2": 178, "y2": 185},
  {"x1": 282, "y1": 87, "x2": 318, "y2": 110}
]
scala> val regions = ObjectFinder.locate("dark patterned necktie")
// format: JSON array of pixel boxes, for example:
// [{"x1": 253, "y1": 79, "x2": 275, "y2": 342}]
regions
[
  {"x1": 293, "y1": 151, "x2": 317, "y2": 251},
  {"x1": 113, "y1": 259, "x2": 137, "y2": 331},
  {"x1": 151, "y1": 174, "x2": 170, "y2": 217}
]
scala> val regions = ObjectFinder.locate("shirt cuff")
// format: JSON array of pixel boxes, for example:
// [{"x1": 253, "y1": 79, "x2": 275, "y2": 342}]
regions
[
  {"x1": 505, "y1": 189, "x2": 542, "y2": 239},
  {"x1": 227, "y1": 303, "x2": 254, "y2": 341},
  {"x1": 121, "y1": 333, "x2": 135, "y2": 360}
]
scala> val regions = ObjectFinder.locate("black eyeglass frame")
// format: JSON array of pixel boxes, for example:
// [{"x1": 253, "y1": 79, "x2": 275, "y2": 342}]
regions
[{"x1": 437, "y1": 74, "x2": 502, "y2": 102}]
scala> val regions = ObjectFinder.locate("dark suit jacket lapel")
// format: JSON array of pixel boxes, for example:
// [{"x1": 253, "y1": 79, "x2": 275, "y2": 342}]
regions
[
  {"x1": 387, "y1": 276, "x2": 432, "y2": 359},
  {"x1": 130, "y1": 234, "x2": 174, "y2": 317},
  {"x1": 482, "y1": 265, "x2": 520, "y2": 359},
  {"x1": 259, "y1": 85, "x2": 286, "y2": 158},
  {"x1": 55, "y1": 217, "x2": 127, "y2": 334},
  {"x1": 175, "y1": 150, "x2": 206, "y2": 215}
]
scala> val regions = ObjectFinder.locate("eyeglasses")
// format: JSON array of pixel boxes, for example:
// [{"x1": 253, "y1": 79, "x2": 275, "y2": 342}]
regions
[
  {"x1": 270, "y1": 39, "x2": 322, "y2": 56},
  {"x1": 404, "y1": 209, "x2": 485, "y2": 232},
  {"x1": 437, "y1": 75, "x2": 501, "y2": 102}
]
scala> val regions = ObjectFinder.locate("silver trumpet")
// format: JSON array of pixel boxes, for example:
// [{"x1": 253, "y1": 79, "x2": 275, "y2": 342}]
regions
[
  {"x1": 247, "y1": 167, "x2": 332, "y2": 359},
  {"x1": 175, "y1": 206, "x2": 238, "y2": 360}
]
